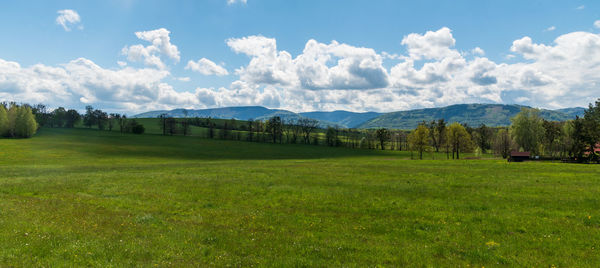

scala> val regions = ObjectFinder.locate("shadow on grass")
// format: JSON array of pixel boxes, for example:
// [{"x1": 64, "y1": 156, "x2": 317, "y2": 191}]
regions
[{"x1": 35, "y1": 127, "x2": 390, "y2": 161}]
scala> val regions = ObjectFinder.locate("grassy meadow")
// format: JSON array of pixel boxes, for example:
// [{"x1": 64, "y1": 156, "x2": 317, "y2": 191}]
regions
[{"x1": 1, "y1": 128, "x2": 600, "y2": 266}]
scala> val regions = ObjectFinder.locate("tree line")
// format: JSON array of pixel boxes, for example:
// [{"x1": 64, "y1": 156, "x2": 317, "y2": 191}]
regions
[
  {"x1": 4, "y1": 99, "x2": 599, "y2": 163},
  {"x1": 28, "y1": 104, "x2": 145, "y2": 134},
  {"x1": 404, "y1": 99, "x2": 600, "y2": 163},
  {"x1": 148, "y1": 100, "x2": 600, "y2": 163}
]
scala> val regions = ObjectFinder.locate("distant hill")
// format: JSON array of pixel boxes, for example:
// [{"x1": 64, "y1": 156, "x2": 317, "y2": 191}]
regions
[
  {"x1": 358, "y1": 104, "x2": 585, "y2": 129},
  {"x1": 555, "y1": 107, "x2": 586, "y2": 118},
  {"x1": 299, "y1": 111, "x2": 382, "y2": 128},
  {"x1": 133, "y1": 106, "x2": 343, "y2": 127},
  {"x1": 133, "y1": 104, "x2": 585, "y2": 130},
  {"x1": 133, "y1": 106, "x2": 294, "y2": 121}
]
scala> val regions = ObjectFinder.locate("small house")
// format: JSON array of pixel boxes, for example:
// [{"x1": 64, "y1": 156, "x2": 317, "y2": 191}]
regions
[{"x1": 509, "y1": 151, "x2": 530, "y2": 162}]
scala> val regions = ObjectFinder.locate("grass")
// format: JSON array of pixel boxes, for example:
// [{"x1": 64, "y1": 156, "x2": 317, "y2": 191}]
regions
[{"x1": 1, "y1": 128, "x2": 599, "y2": 266}]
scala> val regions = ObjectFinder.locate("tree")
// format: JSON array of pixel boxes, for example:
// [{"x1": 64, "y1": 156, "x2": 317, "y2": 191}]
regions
[
  {"x1": 408, "y1": 124, "x2": 430, "y2": 159},
  {"x1": 0, "y1": 104, "x2": 8, "y2": 137},
  {"x1": 542, "y1": 120, "x2": 561, "y2": 158},
  {"x1": 65, "y1": 109, "x2": 81, "y2": 128},
  {"x1": 436, "y1": 119, "x2": 446, "y2": 152},
  {"x1": 298, "y1": 118, "x2": 319, "y2": 144},
  {"x1": 572, "y1": 99, "x2": 600, "y2": 162},
  {"x1": 31, "y1": 104, "x2": 50, "y2": 127},
  {"x1": 14, "y1": 106, "x2": 38, "y2": 138},
  {"x1": 159, "y1": 114, "x2": 177, "y2": 136},
  {"x1": 375, "y1": 128, "x2": 390, "y2": 150},
  {"x1": 180, "y1": 119, "x2": 191, "y2": 136},
  {"x1": 94, "y1": 109, "x2": 109, "y2": 130},
  {"x1": 2, "y1": 104, "x2": 37, "y2": 138},
  {"x1": 246, "y1": 119, "x2": 254, "y2": 141},
  {"x1": 6, "y1": 103, "x2": 18, "y2": 137},
  {"x1": 473, "y1": 124, "x2": 492, "y2": 153},
  {"x1": 326, "y1": 126, "x2": 341, "y2": 147},
  {"x1": 118, "y1": 115, "x2": 127, "y2": 133},
  {"x1": 510, "y1": 108, "x2": 544, "y2": 154},
  {"x1": 220, "y1": 122, "x2": 230, "y2": 139},
  {"x1": 559, "y1": 120, "x2": 575, "y2": 159},
  {"x1": 427, "y1": 120, "x2": 444, "y2": 152},
  {"x1": 50, "y1": 107, "x2": 67, "y2": 127},
  {"x1": 446, "y1": 122, "x2": 471, "y2": 159},
  {"x1": 493, "y1": 128, "x2": 513, "y2": 159},
  {"x1": 266, "y1": 116, "x2": 283, "y2": 143},
  {"x1": 108, "y1": 113, "x2": 119, "y2": 131},
  {"x1": 83, "y1": 106, "x2": 95, "y2": 128}
]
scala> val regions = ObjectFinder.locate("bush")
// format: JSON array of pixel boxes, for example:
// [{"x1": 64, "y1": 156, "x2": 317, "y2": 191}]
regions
[
  {"x1": 124, "y1": 119, "x2": 145, "y2": 134},
  {"x1": 131, "y1": 122, "x2": 145, "y2": 134}
]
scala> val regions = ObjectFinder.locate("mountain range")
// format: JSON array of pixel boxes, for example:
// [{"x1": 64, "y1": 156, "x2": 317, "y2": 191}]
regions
[{"x1": 133, "y1": 104, "x2": 586, "y2": 129}]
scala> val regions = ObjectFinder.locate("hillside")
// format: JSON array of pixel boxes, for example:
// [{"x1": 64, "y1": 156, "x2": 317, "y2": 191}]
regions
[
  {"x1": 134, "y1": 106, "x2": 361, "y2": 128},
  {"x1": 133, "y1": 106, "x2": 295, "y2": 121},
  {"x1": 134, "y1": 104, "x2": 585, "y2": 130},
  {"x1": 299, "y1": 111, "x2": 381, "y2": 128},
  {"x1": 359, "y1": 104, "x2": 585, "y2": 129}
]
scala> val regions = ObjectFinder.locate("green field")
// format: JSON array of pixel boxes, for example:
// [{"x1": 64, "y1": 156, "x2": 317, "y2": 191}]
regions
[{"x1": 1, "y1": 128, "x2": 600, "y2": 266}]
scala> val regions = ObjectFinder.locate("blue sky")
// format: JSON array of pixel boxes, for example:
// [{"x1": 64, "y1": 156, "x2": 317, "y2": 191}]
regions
[{"x1": 1, "y1": 0, "x2": 599, "y2": 114}]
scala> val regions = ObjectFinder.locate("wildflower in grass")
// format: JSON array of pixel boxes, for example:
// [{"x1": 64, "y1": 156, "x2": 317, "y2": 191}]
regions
[{"x1": 485, "y1": 241, "x2": 500, "y2": 249}]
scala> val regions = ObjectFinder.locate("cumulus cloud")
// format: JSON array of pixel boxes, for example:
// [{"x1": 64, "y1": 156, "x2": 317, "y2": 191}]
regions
[
  {"x1": 185, "y1": 58, "x2": 229, "y2": 76},
  {"x1": 471, "y1": 47, "x2": 485, "y2": 56},
  {"x1": 0, "y1": 57, "x2": 191, "y2": 113},
  {"x1": 401, "y1": 27, "x2": 460, "y2": 60},
  {"x1": 227, "y1": 36, "x2": 389, "y2": 90},
  {"x1": 3, "y1": 27, "x2": 600, "y2": 114},
  {"x1": 56, "y1": 9, "x2": 82, "y2": 31},
  {"x1": 121, "y1": 28, "x2": 180, "y2": 69},
  {"x1": 545, "y1": 26, "x2": 556, "y2": 32},
  {"x1": 595, "y1": 20, "x2": 600, "y2": 29}
]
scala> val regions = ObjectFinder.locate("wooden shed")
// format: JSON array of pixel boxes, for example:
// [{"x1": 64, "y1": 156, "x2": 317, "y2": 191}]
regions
[{"x1": 509, "y1": 151, "x2": 530, "y2": 162}]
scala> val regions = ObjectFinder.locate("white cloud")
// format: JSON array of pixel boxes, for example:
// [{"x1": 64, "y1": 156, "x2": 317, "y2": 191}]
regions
[
  {"x1": 576, "y1": 5, "x2": 585, "y2": 10},
  {"x1": 56, "y1": 9, "x2": 82, "y2": 31},
  {"x1": 3, "y1": 27, "x2": 600, "y2": 114},
  {"x1": 401, "y1": 27, "x2": 460, "y2": 60},
  {"x1": 471, "y1": 47, "x2": 485, "y2": 56},
  {"x1": 121, "y1": 28, "x2": 180, "y2": 69},
  {"x1": 185, "y1": 58, "x2": 229, "y2": 76},
  {"x1": 595, "y1": 20, "x2": 600, "y2": 29},
  {"x1": 545, "y1": 26, "x2": 556, "y2": 32},
  {"x1": 0, "y1": 57, "x2": 186, "y2": 113},
  {"x1": 227, "y1": 36, "x2": 389, "y2": 90},
  {"x1": 227, "y1": 0, "x2": 247, "y2": 5}
]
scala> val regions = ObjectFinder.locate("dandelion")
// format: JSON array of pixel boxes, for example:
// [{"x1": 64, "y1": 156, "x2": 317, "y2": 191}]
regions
[{"x1": 589, "y1": 215, "x2": 592, "y2": 219}]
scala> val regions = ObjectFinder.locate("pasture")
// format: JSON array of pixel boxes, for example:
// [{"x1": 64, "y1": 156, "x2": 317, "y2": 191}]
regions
[{"x1": 0, "y1": 128, "x2": 599, "y2": 266}]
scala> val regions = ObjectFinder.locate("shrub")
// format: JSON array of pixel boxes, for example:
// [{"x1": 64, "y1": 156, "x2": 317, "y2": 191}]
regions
[{"x1": 131, "y1": 122, "x2": 145, "y2": 134}]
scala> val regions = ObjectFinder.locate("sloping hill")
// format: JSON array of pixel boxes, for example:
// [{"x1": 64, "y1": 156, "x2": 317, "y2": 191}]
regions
[
  {"x1": 134, "y1": 104, "x2": 585, "y2": 129},
  {"x1": 359, "y1": 104, "x2": 582, "y2": 129},
  {"x1": 299, "y1": 111, "x2": 382, "y2": 128},
  {"x1": 133, "y1": 106, "x2": 295, "y2": 121},
  {"x1": 134, "y1": 107, "x2": 372, "y2": 128},
  {"x1": 555, "y1": 107, "x2": 586, "y2": 118}
]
